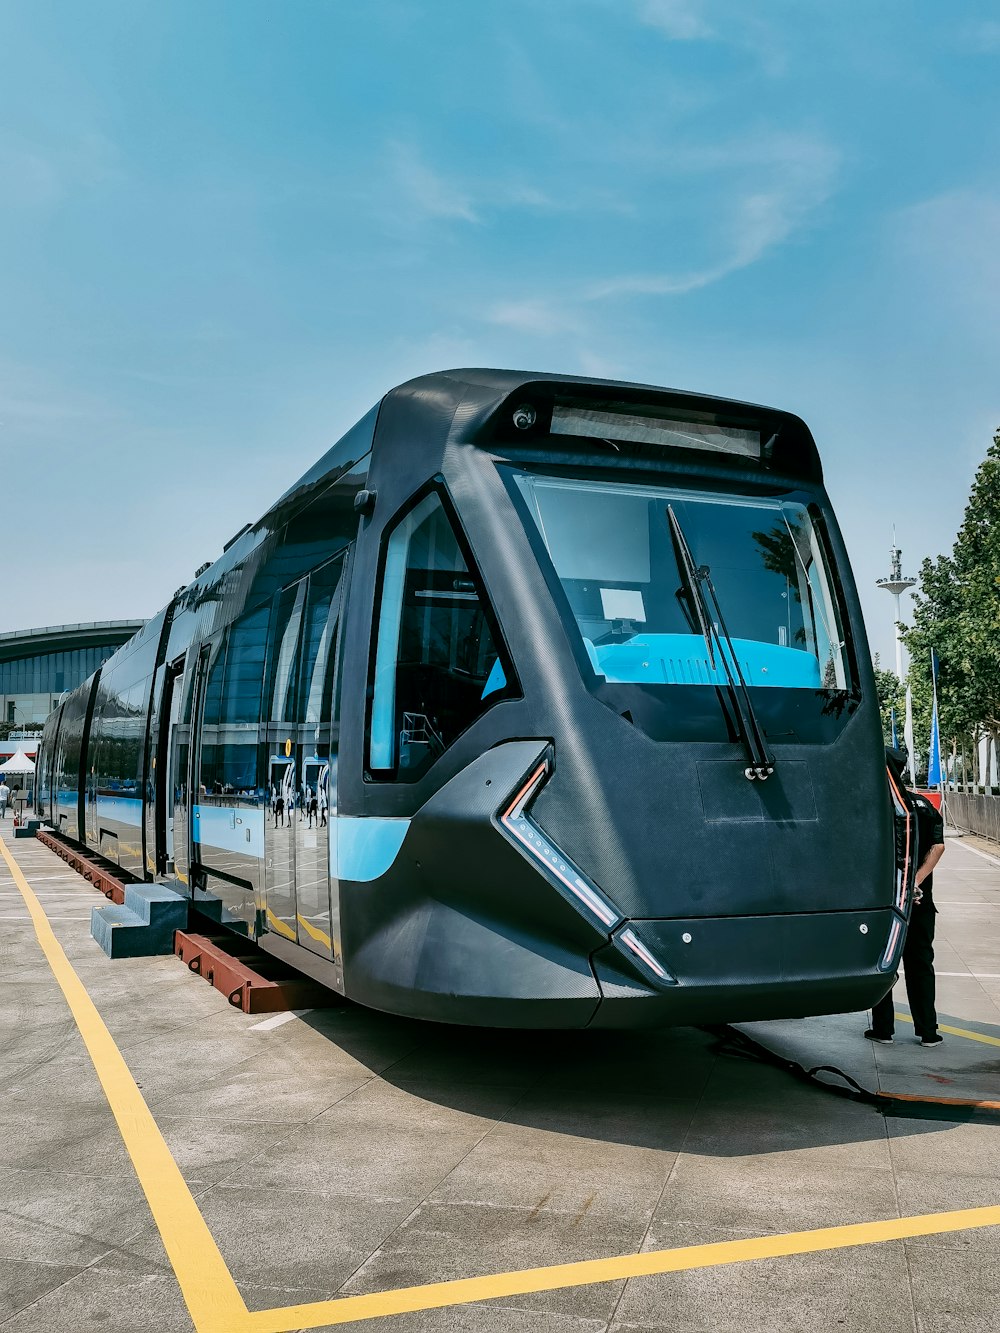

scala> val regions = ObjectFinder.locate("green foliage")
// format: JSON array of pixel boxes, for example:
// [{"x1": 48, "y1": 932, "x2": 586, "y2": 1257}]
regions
[
  {"x1": 873, "y1": 657, "x2": 905, "y2": 745},
  {"x1": 902, "y1": 428, "x2": 1000, "y2": 779}
]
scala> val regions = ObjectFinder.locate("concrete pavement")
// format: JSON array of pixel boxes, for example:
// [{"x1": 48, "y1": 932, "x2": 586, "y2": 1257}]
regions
[{"x1": 0, "y1": 831, "x2": 997, "y2": 1332}]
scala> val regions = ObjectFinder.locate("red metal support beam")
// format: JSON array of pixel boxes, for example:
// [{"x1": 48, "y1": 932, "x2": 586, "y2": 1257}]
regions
[
  {"x1": 174, "y1": 930, "x2": 336, "y2": 1014},
  {"x1": 35, "y1": 829, "x2": 127, "y2": 905}
]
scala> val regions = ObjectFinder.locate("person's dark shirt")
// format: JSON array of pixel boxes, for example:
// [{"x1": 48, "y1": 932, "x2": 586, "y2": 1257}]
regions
[{"x1": 911, "y1": 792, "x2": 945, "y2": 906}]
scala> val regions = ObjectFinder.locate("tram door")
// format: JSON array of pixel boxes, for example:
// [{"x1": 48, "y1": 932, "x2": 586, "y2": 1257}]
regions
[
  {"x1": 156, "y1": 659, "x2": 185, "y2": 876},
  {"x1": 263, "y1": 555, "x2": 345, "y2": 959},
  {"x1": 170, "y1": 650, "x2": 205, "y2": 887},
  {"x1": 294, "y1": 753, "x2": 331, "y2": 955},
  {"x1": 265, "y1": 749, "x2": 297, "y2": 941},
  {"x1": 85, "y1": 755, "x2": 99, "y2": 847}
]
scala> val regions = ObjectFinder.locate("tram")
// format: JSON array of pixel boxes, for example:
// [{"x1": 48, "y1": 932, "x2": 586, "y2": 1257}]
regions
[{"x1": 36, "y1": 369, "x2": 912, "y2": 1027}]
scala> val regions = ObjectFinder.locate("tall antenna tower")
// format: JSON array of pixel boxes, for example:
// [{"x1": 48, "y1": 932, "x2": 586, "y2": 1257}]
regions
[{"x1": 875, "y1": 529, "x2": 917, "y2": 678}]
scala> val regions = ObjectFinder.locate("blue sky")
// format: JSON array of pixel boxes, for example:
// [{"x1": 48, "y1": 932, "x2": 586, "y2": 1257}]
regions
[{"x1": 2, "y1": 1, "x2": 999, "y2": 667}]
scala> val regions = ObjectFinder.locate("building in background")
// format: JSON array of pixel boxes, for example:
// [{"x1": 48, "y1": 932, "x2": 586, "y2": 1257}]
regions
[{"x1": 0, "y1": 622, "x2": 146, "y2": 759}]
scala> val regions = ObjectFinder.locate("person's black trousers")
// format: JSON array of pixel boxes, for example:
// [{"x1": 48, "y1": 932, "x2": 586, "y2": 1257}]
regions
[{"x1": 871, "y1": 902, "x2": 937, "y2": 1039}]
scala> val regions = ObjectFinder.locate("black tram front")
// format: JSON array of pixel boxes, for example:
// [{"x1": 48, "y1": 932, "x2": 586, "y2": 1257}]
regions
[{"x1": 333, "y1": 371, "x2": 899, "y2": 1026}]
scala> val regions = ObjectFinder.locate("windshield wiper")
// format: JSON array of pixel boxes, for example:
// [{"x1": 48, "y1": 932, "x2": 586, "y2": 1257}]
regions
[{"x1": 666, "y1": 505, "x2": 775, "y2": 781}]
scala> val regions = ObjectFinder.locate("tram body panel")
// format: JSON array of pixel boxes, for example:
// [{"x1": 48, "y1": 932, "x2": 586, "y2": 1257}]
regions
[
  {"x1": 37, "y1": 368, "x2": 905, "y2": 1028},
  {"x1": 338, "y1": 742, "x2": 606, "y2": 1026}
]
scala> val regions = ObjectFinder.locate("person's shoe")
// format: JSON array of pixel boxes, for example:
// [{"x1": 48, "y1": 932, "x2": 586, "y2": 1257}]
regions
[
  {"x1": 919, "y1": 1034, "x2": 944, "y2": 1047},
  {"x1": 864, "y1": 1029, "x2": 893, "y2": 1044}
]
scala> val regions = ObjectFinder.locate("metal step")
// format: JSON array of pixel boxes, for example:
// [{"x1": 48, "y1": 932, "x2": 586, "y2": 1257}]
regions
[{"x1": 91, "y1": 884, "x2": 189, "y2": 959}]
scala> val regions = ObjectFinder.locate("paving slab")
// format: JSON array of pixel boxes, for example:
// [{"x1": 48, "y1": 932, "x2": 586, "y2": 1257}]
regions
[
  {"x1": 0, "y1": 1269, "x2": 193, "y2": 1332},
  {"x1": 0, "y1": 1165, "x2": 153, "y2": 1270},
  {"x1": 608, "y1": 1242, "x2": 917, "y2": 1332},
  {"x1": 906, "y1": 1240, "x2": 1000, "y2": 1333},
  {"x1": 340, "y1": 1201, "x2": 636, "y2": 1322},
  {"x1": 336, "y1": 1308, "x2": 609, "y2": 1333},
  {"x1": 0, "y1": 1258, "x2": 84, "y2": 1323}
]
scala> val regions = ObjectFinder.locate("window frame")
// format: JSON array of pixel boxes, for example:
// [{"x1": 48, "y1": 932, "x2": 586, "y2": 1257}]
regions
[{"x1": 364, "y1": 480, "x2": 520, "y2": 783}]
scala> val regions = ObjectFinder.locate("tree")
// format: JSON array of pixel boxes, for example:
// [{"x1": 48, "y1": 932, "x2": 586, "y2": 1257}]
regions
[
  {"x1": 951, "y1": 430, "x2": 1000, "y2": 755},
  {"x1": 902, "y1": 428, "x2": 1000, "y2": 785}
]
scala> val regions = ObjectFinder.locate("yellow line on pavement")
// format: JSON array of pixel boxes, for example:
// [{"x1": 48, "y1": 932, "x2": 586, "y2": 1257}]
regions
[
  {"x1": 895, "y1": 1010, "x2": 1000, "y2": 1048},
  {"x1": 0, "y1": 833, "x2": 249, "y2": 1333},
  {"x1": 6, "y1": 829, "x2": 1000, "y2": 1333},
  {"x1": 242, "y1": 1204, "x2": 1000, "y2": 1330}
]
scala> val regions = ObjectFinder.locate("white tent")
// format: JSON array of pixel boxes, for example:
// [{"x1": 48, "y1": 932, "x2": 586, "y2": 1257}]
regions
[{"x1": 0, "y1": 748, "x2": 36, "y2": 775}]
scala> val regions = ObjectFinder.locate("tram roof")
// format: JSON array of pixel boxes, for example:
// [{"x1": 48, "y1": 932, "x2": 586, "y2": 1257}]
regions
[
  {"x1": 275, "y1": 369, "x2": 822, "y2": 524},
  {"x1": 379, "y1": 368, "x2": 822, "y2": 483}
]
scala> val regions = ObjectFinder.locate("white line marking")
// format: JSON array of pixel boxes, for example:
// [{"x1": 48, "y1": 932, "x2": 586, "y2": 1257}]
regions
[
  {"x1": 249, "y1": 1008, "x2": 313, "y2": 1031},
  {"x1": 0, "y1": 893, "x2": 99, "y2": 899},
  {"x1": 0, "y1": 913, "x2": 95, "y2": 920},
  {"x1": 0, "y1": 877, "x2": 84, "y2": 884}
]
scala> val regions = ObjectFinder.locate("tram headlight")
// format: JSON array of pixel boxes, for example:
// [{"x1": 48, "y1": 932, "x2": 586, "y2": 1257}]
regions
[
  {"x1": 498, "y1": 757, "x2": 676, "y2": 986},
  {"x1": 616, "y1": 925, "x2": 676, "y2": 984},
  {"x1": 498, "y1": 760, "x2": 621, "y2": 929}
]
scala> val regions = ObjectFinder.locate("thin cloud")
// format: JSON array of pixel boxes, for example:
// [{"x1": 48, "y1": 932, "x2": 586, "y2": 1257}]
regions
[
  {"x1": 388, "y1": 141, "x2": 480, "y2": 224},
  {"x1": 499, "y1": 182, "x2": 560, "y2": 211},
  {"x1": 384, "y1": 144, "x2": 588, "y2": 226},
  {"x1": 487, "y1": 299, "x2": 580, "y2": 337},
  {"x1": 588, "y1": 134, "x2": 840, "y2": 299},
  {"x1": 576, "y1": 348, "x2": 628, "y2": 379},
  {"x1": 959, "y1": 20, "x2": 1000, "y2": 53},
  {"x1": 0, "y1": 136, "x2": 62, "y2": 208},
  {"x1": 633, "y1": 1, "x2": 786, "y2": 75},
  {"x1": 0, "y1": 128, "x2": 120, "y2": 209},
  {"x1": 0, "y1": 359, "x2": 123, "y2": 435},
  {"x1": 636, "y1": 0, "x2": 713, "y2": 41},
  {"x1": 893, "y1": 189, "x2": 1000, "y2": 329},
  {"x1": 384, "y1": 139, "x2": 634, "y2": 234}
]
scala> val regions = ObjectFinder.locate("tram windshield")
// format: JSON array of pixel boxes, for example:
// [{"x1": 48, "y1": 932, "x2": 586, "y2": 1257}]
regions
[{"x1": 512, "y1": 472, "x2": 848, "y2": 691}]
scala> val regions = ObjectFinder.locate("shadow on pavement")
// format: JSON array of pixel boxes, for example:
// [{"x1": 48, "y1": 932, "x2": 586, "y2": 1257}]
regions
[{"x1": 294, "y1": 1000, "x2": 968, "y2": 1157}]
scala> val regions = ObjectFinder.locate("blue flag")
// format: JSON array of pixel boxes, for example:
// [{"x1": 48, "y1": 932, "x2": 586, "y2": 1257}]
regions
[
  {"x1": 927, "y1": 695, "x2": 942, "y2": 786},
  {"x1": 890, "y1": 705, "x2": 898, "y2": 748}
]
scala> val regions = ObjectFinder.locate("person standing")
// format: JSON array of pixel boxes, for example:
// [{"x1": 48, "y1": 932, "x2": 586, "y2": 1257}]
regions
[
  {"x1": 866, "y1": 748, "x2": 946, "y2": 1047},
  {"x1": 0, "y1": 780, "x2": 9, "y2": 819}
]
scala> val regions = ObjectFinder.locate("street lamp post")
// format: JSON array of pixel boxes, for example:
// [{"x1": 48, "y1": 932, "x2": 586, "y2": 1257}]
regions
[{"x1": 876, "y1": 536, "x2": 917, "y2": 678}]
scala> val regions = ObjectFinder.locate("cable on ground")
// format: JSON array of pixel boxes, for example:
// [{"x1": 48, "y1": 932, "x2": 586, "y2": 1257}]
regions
[{"x1": 703, "y1": 1024, "x2": 1000, "y2": 1124}]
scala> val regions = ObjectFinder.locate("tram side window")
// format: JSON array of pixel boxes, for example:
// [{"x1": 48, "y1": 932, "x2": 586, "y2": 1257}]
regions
[
  {"x1": 93, "y1": 668, "x2": 146, "y2": 800},
  {"x1": 369, "y1": 491, "x2": 514, "y2": 781},
  {"x1": 223, "y1": 606, "x2": 269, "y2": 726},
  {"x1": 198, "y1": 636, "x2": 227, "y2": 801},
  {"x1": 301, "y1": 557, "x2": 345, "y2": 729},
  {"x1": 199, "y1": 607, "x2": 269, "y2": 802}
]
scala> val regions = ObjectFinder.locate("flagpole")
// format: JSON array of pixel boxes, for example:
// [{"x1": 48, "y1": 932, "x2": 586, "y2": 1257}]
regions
[
  {"x1": 930, "y1": 648, "x2": 947, "y2": 828},
  {"x1": 904, "y1": 684, "x2": 916, "y2": 786}
]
